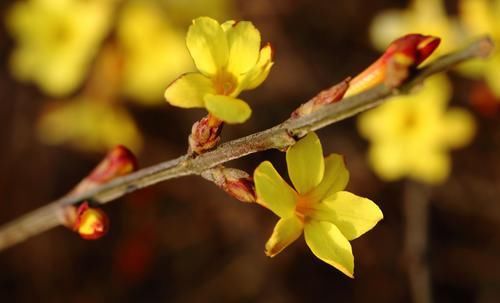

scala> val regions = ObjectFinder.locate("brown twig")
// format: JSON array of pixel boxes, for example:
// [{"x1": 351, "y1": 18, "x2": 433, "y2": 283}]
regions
[
  {"x1": 0, "y1": 36, "x2": 493, "y2": 252},
  {"x1": 403, "y1": 181, "x2": 432, "y2": 303}
]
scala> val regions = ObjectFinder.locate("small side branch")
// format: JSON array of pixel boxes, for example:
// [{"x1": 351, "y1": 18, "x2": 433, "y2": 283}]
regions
[{"x1": 0, "y1": 37, "x2": 493, "y2": 252}]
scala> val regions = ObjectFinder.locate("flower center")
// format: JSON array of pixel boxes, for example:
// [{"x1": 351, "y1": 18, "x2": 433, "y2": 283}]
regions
[
  {"x1": 213, "y1": 70, "x2": 238, "y2": 95},
  {"x1": 295, "y1": 195, "x2": 317, "y2": 223},
  {"x1": 401, "y1": 110, "x2": 420, "y2": 133},
  {"x1": 50, "y1": 18, "x2": 74, "y2": 45}
]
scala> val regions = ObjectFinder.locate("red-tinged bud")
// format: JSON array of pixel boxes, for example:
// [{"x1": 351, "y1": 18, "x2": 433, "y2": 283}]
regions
[
  {"x1": 71, "y1": 145, "x2": 138, "y2": 196},
  {"x1": 73, "y1": 202, "x2": 109, "y2": 240},
  {"x1": 383, "y1": 34, "x2": 441, "y2": 67},
  {"x1": 415, "y1": 36, "x2": 441, "y2": 64},
  {"x1": 225, "y1": 176, "x2": 256, "y2": 203},
  {"x1": 291, "y1": 78, "x2": 350, "y2": 118},
  {"x1": 201, "y1": 166, "x2": 256, "y2": 203},
  {"x1": 346, "y1": 34, "x2": 441, "y2": 97},
  {"x1": 188, "y1": 114, "x2": 224, "y2": 155}
]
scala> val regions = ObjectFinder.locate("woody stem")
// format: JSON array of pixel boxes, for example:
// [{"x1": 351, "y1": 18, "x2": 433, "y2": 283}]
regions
[
  {"x1": 404, "y1": 181, "x2": 432, "y2": 303},
  {"x1": 0, "y1": 36, "x2": 493, "y2": 252}
]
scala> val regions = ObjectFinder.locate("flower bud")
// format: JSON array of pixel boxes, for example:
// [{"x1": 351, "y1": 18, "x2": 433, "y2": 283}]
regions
[
  {"x1": 346, "y1": 34, "x2": 441, "y2": 96},
  {"x1": 291, "y1": 78, "x2": 350, "y2": 118},
  {"x1": 71, "y1": 145, "x2": 138, "y2": 195},
  {"x1": 73, "y1": 202, "x2": 109, "y2": 240},
  {"x1": 188, "y1": 114, "x2": 224, "y2": 155},
  {"x1": 202, "y1": 166, "x2": 256, "y2": 203}
]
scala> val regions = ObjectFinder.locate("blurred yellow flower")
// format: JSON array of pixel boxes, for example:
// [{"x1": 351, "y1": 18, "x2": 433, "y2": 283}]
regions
[
  {"x1": 370, "y1": 0, "x2": 461, "y2": 56},
  {"x1": 117, "y1": 1, "x2": 193, "y2": 105},
  {"x1": 163, "y1": 0, "x2": 232, "y2": 25},
  {"x1": 357, "y1": 75, "x2": 476, "y2": 184},
  {"x1": 6, "y1": 0, "x2": 114, "y2": 96},
  {"x1": 254, "y1": 132, "x2": 383, "y2": 277},
  {"x1": 37, "y1": 98, "x2": 142, "y2": 153},
  {"x1": 164, "y1": 17, "x2": 274, "y2": 124},
  {"x1": 458, "y1": 0, "x2": 500, "y2": 97}
]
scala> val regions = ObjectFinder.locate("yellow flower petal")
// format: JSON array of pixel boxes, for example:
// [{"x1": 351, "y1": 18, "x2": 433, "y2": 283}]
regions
[
  {"x1": 358, "y1": 74, "x2": 464, "y2": 183},
  {"x1": 370, "y1": 0, "x2": 460, "y2": 55},
  {"x1": 37, "y1": 99, "x2": 142, "y2": 153},
  {"x1": 265, "y1": 216, "x2": 303, "y2": 257},
  {"x1": 186, "y1": 17, "x2": 228, "y2": 76},
  {"x1": 6, "y1": 0, "x2": 113, "y2": 96},
  {"x1": 485, "y1": 55, "x2": 500, "y2": 97},
  {"x1": 420, "y1": 75, "x2": 452, "y2": 107},
  {"x1": 307, "y1": 154, "x2": 349, "y2": 202},
  {"x1": 409, "y1": 150, "x2": 450, "y2": 184},
  {"x1": 163, "y1": 0, "x2": 231, "y2": 25},
  {"x1": 226, "y1": 21, "x2": 261, "y2": 75},
  {"x1": 370, "y1": 10, "x2": 408, "y2": 51},
  {"x1": 304, "y1": 220, "x2": 354, "y2": 278},
  {"x1": 164, "y1": 73, "x2": 214, "y2": 108},
  {"x1": 241, "y1": 43, "x2": 274, "y2": 90},
  {"x1": 204, "y1": 94, "x2": 252, "y2": 123},
  {"x1": 314, "y1": 191, "x2": 383, "y2": 241},
  {"x1": 221, "y1": 20, "x2": 236, "y2": 32},
  {"x1": 456, "y1": 59, "x2": 488, "y2": 79},
  {"x1": 368, "y1": 142, "x2": 408, "y2": 181},
  {"x1": 34, "y1": 55, "x2": 85, "y2": 97},
  {"x1": 286, "y1": 132, "x2": 324, "y2": 194},
  {"x1": 460, "y1": 0, "x2": 496, "y2": 36},
  {"x1": 254, "y1": 161, "x2": 298, "y2": 218},
  {"x1": 118, "y1": 1, "x2": 194, "y2": 104},
  {"x1": 357, "y1": 98, "x2": 412, "y2": 142},
  {"x1": 495, "y1": 0, "x2": 500, "y2": 20},
  {"x1": 441, "y1": 108, "x2": 476, "y2": 148}
]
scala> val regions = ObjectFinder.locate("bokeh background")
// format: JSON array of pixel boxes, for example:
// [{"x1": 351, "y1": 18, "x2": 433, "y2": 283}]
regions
[{"x1": 1, "y1": 0, "x2": 500, "y2": 302}]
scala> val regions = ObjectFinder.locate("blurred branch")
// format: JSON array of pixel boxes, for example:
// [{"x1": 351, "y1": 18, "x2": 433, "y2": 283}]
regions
[
  {"x1": 0, "y1": 36, "x2": 493, "y2": 252},
  {"x1": 404, "y1": 181, "x2": 432, "y2": 303}
]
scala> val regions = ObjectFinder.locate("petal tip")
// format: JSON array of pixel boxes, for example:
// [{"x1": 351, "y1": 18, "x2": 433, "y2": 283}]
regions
[
  {"x1": 264, "y1": 249, "x2": 277, "y2": 258},
  {"x1": 263, "y1": 42, "x2": 275, "y2": 60},
  {"x1": 204, "y1": 95, "x2": 252, "y2": 124},
  {"x1": 163, "y1": 74, "x2": 185, "y2": 103},
  {"x1": 335, "y1": 264, "x2": 355, "y2": 278}
]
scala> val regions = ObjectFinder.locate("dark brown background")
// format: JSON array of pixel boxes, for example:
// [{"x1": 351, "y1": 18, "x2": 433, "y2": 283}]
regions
[{"x1": 1, "y1": 0, "x2": 499, "y2": 302}]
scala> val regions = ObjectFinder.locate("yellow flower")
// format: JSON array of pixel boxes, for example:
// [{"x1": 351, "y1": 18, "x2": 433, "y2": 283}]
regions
[
  {"x1": 6, "y1": 0, "x2": 114, "y2": 97},
  {"x1": 458, "y1": 0, "x2": 500, "y2": 97},
  {"x1": 357, "y1": 75, "x2": 476, "y2": 184},
  {"x1": 7, "y1": 0, "x2": 114, "y2": 96},
  {"x1": 163, "y1": 0, "x2": 232, "y2": 25},
  {"x1": 254, "y1": 132, "x2": 383, "y2": 277},
  {"x1": 370, "y1": 0, "x2": 461, "y2": 56},
  {"x1": 117, "y1": 1, "x2": 193, "y2": 105},
  {"x1": 37, "y1": 98, "x2": 142, "y2": 153},
  {"x1": 164, "y1": 17, "x2": 274, "y2": 124}
]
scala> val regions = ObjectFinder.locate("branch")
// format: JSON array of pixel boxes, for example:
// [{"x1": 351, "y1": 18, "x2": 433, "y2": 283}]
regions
[
  {"x1": 404, "y1": 182, "x2": 433, "y2": 303},
  {"x1": 0, "y1": 36, "x2": 493, "y2": 252}
]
